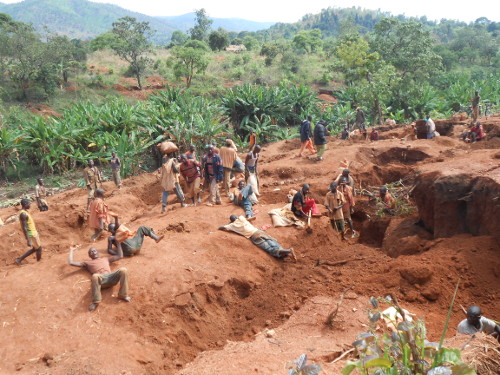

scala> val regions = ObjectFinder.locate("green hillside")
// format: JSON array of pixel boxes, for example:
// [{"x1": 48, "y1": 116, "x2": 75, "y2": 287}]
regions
[{"x1": 0, "y1": 0, "x2": 175, "y2": 43}]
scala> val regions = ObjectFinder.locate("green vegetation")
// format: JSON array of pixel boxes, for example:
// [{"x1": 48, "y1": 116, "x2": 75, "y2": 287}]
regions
[
  {"x1": 287, "y1": 354, "x2": 322, "y2": 375},
  {"x1": 343, "y1": 291, "x2": 474, "y2": 375},
  {"x1": 0, "y1": 6, "x2": 498, "y2": 183}
]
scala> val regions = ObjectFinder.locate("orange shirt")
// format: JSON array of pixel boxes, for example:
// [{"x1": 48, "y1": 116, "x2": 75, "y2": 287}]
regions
[
  {"x1": 339, "y1": 185, "x2": 355, "y2": 211},
  {"x1": 89, "y1": 198, "x2": 109, "y2": 229},
  {"x1": 115, "y1": 224, "x2": 136, "y2": 243},
  {"x1": 382, "y1": 192, "x2": 396, "y2": 209}
]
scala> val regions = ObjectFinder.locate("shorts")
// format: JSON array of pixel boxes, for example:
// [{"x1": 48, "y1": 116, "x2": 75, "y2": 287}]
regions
[
  {"x1": 30, "y1": 235, "x2": 42, "y2": 249},
  {"x1": 186, "y1": 177, "x2": 201, "y2": 199},
  {"x1": 342, "y1": 208, "x2": 351, "y2": 220},
  {"x1": 87, "y1": 186, "x2": 95, "y2": 198}
]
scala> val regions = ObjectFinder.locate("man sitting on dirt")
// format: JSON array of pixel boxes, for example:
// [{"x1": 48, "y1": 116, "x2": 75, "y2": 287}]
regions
[
  {"x1": 335, "y1": 169, "x2": 355, "y2": 191},
  {"x1": 35, "y1": 178, "x2": 49, "y2": 211},
  {"x1": 463, "y1": 122, "x2": 485, "y2": 143},
  {"x1": 219, "y1": 215, "x2": 294, "y2": 260},
  {"x1": 89, "y1": 188, "x2": 110, "y2": 240},
  {"x1": 230, "y1": 180, "x2": 256, "y2": 221},
  {"x1": 379, "y1": 186, "x2": 396, "y2": 215},
  {"x1": 180, "y1": 154, "x2": 202, "y2": 206},
  {"x1": 84, "y1": 159, "x2": 103, "y2": 212},
  {"x1": 338, "y1": 177, "x2": 358, "y2": 238},
  {"x1": 370, "y1": 128, "x2": 379, "y2": 141},
  {"x1": 324, "y1": 182, "x2": 347, "y2": 241},
  {"x1": 457, "y1": 305, "x2": 500, "y2": 342},
  {"x1": 106, "y1": 215, "x2": 164, "y2": 257},
  {"x1": 340, "y1": 126, "x2": 350, "y2": 140},
  {"x1": 69, "y1": 245, "x2": 131, "y2": 312},
  {"x1": 15, "y1": 199, "x2": 43, "y2": 265}
]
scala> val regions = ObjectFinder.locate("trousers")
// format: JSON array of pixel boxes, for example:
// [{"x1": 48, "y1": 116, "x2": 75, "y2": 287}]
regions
[{"x1": 91, "y1": 267, "x2": 128, "y2": 303}]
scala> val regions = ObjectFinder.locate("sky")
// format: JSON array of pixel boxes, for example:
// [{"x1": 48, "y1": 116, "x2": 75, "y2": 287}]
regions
[{"x1": 1, "y1": 0, "x2": 499, "y2": 23}]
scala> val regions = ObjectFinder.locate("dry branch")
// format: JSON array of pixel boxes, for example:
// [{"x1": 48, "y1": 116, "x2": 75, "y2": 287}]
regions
[{"x1": 326, "y1": 286, "x2": 353, "y2": 327}]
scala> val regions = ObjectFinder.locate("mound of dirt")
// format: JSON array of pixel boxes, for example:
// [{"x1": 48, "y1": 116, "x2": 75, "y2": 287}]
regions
[{"x1": 0, "y1": 115, "x2": 499, "y2": 374}]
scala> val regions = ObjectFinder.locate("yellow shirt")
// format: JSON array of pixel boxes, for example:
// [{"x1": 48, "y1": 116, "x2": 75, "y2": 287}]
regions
[
  {"x1": 19, "y1": 209, "x2": 38, "y2": 238},
  {"x1": 324, "y1": 190, "x2": 345, "y2": 220},
  {"x1": 219, "y1": 146, "x2": 238, "y2": 169}
]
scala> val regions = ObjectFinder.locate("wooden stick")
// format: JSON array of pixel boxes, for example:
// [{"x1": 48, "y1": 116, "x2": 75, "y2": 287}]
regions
[
  {"x1": 326, "y1": 286, "x2": 353, "y2": 327},
  {"x1": 330, "y1": 348, "x2": 355, "y2": 364}
]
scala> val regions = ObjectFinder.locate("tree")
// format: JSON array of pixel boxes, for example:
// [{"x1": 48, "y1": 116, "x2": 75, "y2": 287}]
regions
[
  {"x1": 242, "y1": 35, "x2": 259, "y2": 51},
  {"x1": 171, "y1": 40, "x2": 209, "y2": 88},
  {"x1": 208, "y1": 28, "x2": 229, "y2": 51},
  {"x1": 292, "y1": 29, "x2": 323, "y2": 54},
  {"x1": 189, "y1": 8, "x2": 213, "y2": 41},
  {"x1": 89, "y1": 31, "x2": 118, "y2": 51},
  {"x1": 111, "y1": 17, "x2": 154, "y2": 90},
  {"x1": 169, "y1": 30, "x2": 188, "y2": 47}
]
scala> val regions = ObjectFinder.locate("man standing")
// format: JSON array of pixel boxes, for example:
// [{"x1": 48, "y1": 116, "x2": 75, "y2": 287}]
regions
[
  {"x1": 69, "y1": 245, "x2": 131, "y2": 312},
  {"x1": 338, "y1": 177, "x2": 357, "y2": 238},
  {"x1": 379, "y1": 186, "x2": 396, "y2": 215},
  {"x1": 110, "y1": 151, "x2": 122, "y2": 190},
  {"x1": 107, "y1": 215, "x2": 164, "y2": 257},
  {"x1": 203, "y1": 145, "x2": 223, "y2": 206},
  {"x1": 471, "y1": 91, "x2": 480, "y2": 122},
  {"x1": 35, "y1": 178, "x2": 49, "y2": 211},
  {"x1": 159, "y1": 152, "x2": 185, "y2": 213},
  {"x1": 185, "y1": 144, "x2": 197, "y2": 161},
  {"x1": 89, "y1": 188, "x2": 109, "y2": 240},
  {"x1": 298, "y1": 116, "x2": 317, "y2": 157},
  {"x1": 425, "y1": 114, "x2": 436, "y2": 139},
  {"x1": 335, "y1": 169, "x2": 355, "y2": 191},
  {"x1": 245, "y1": 145, "x2": 261, "y2": 194},
  {"x1": 231, "y1": 180, "x2": 255, "y2": 220},
  {"x1": 84, "y1": 160, "x2": 102, "y2": 212},
  {"x1": 179, "y1": 154, "x2": 202, "y2": 206},
  {"x1": 324, "y1": 182, "x2": 347, "y2": 240},
  {"x1": 458, "y1": 305, "x2": 499, "y2": 342},
  {"x1": 219, "y1": 215, "x2": 293, "y2": 259},
  {"x1": 355, "y1": 107, "x2": 367, "y2": 139},
  {"x1": 15, "y1": 199, "x2": 43, "y2": 265},
  {"x1": 220, "y1": 140, "x2": 238, "y2": 195},
  {"x1": 313, "y1": 120, "x2": 328, "y2": 161}
]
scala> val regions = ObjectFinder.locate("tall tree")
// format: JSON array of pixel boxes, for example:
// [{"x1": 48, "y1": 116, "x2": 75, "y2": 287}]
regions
[
  {"x1": 111, "y1": 17, "x2": 154, "y2": 90},
  {"x1": 171, "y1": 40, "x2": 209, "y2": 88},
  {"x1": 208, "y1": 28, "x2": 229, "y2": 51},
  {"x1": 189, "y1": 9, "x2": 213, "y2": 41}
]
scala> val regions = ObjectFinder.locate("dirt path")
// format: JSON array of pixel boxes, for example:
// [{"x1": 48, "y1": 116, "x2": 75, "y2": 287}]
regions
[{"x1": 0, "y1": 116, "x2": 499, "y2": 374}]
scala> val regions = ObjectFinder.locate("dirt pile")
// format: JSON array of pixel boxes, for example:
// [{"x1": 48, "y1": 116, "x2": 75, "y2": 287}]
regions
[{"x1": 0, "y1": 115, "x2": 499, "y2": 374}]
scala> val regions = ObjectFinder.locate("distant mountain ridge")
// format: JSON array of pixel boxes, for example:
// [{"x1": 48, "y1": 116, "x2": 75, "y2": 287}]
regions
[{"x1": 0, "y1": 0, "x2": 276, "y2": 43}]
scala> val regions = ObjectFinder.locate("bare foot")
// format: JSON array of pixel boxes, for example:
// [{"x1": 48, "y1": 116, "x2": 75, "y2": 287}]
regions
[{"x1": 155, "y1": 235, "x2": 165, "y2": 244}]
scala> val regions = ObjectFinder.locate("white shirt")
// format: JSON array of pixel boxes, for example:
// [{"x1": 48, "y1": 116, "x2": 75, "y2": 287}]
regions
[{"x1": 457, "y1": 317, "x2": 497, "y2": 335}]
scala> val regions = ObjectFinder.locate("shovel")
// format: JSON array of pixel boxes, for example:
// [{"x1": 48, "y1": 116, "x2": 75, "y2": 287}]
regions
[{"x1": 306, "y1": 210, "x2": 313, "y2": 233}]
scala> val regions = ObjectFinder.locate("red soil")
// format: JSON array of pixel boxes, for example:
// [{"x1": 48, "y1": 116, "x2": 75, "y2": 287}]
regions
[{"x1": 0, "y1": 115, "x2": 499, "y2": 374}]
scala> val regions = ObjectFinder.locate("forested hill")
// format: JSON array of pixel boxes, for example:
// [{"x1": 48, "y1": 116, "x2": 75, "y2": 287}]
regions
[
  {"x1": 0, "y1": 0, "x2": 176, "y2": 43},
  {"x1": 0, "y1": 0, "x2": 275, "y2": 42}
]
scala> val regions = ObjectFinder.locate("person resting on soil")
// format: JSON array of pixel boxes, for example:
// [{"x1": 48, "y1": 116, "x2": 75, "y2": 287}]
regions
[
  {"x1": 324, "y1": 182, "x2": 347, "y2": 241},
  {"x1": 179, "y1": 154, "x2": 202, "y2": 206},
  {"x1": 35, "y1": 178, "x2": 49, "y2": 211},
  {"x1": 370, "y1": 127, "x2": 379, "y2": 141},
  {"x1": 89, "y1": 188, "x2": 110, "y2": 241},
  {"x1": 340, "y1": 126, "x2": 350, "y2": 140},
  {"x1": 335, "y1": 169, "x2": 355, "y2": 191},
  {"x1": 378, "y1": 186, "x2": 396, "y2": 215},
  {"x1": 106, "y1": 215, "x2": 164, "y2": 257},
  {"x1": 462, "y1": 122, "x2": 485, "y2": 143},
  {"x1": 457, "y1": 305, "x2": 500, "y2": 342},
  {"x1": 230, "y1": 180, "x2": 256, "y2": 221},
  {"x1": 219, "y1": 215, "x2": 294, "y2": 260},
  {"x1": 15, "y1": 198, "x2": 43, "y2": 265},
  {"x1": 338, "y1": 177, "x2": 358, "y2": 238},
  {"x1": 69, "y1": 245, "x2": 131, "y2": 312},
  {"x1": 291, "y1": 184, "x2": 320, "y2": 219}
]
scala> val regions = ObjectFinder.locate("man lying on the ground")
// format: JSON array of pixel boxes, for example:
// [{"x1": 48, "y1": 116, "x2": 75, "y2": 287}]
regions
[
  {"x1": 106, "y1": 215, "x2": 164, "y2": 257},
  {"x1": 219, "y1": 215, "x2": 294, "y2": 260},
  {"x1": 68, "y1": 245, "x2": 131, "y2": 312},
  {"x1": 457, "y1": 305, "x2": 500, "y2": 342}
]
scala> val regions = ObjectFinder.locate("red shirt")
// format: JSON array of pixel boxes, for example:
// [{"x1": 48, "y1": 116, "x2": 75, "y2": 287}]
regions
[{"x1": 180, "y1": 160, "x2": 201, "y2": 183}]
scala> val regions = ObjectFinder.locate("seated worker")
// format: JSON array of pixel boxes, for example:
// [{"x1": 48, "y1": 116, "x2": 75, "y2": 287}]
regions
[
  {"x1": 68, "y1": 245, "x2": 131, "y2": 312},
  {"x1": 107, "y1": 215, "x2": 164, "y2": 257},
  {"x1": 219, "y1": 215, "x2": 294, "y2": 259},
  {"x1": 457, "y1": 305, "x2": 500, "y2": 342},
  {"x1": 379, "y1": 186, "x2": 396, "y2": 215},
  {"x1": 370, "y1": 128, "x2": 379, "y2": 141},
  {"x1": 230, "y1": 180, "x2": 255, "y2": 221},
  {"x1": 340, "y1": 127, "x2": 350, "y2": 140},
  {"x1": 291, "y1": 184, "x2": 320, "y2": 219},
  {"x1": 463, "y1": 122, "x2": 484, "y2": 143},
  {"x1": 324, "y1": 182, "x2": 347, "y2": 241}
]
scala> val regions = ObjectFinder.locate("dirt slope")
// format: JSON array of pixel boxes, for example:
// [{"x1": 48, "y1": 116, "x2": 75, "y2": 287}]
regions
[{"x1": 0, "y1": 115, "x2": 499, "y2": 374}]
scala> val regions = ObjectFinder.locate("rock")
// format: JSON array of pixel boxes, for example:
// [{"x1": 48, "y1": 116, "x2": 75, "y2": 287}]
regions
[
  {"x1": 174, "y1": 293, "x2": 192, "y2": 307},
  {"x1": 399, "y1": 267, "x2": 433, "y2": 285},
  {"x1": 264, "y1": 329, "x2": 275, "y2": 338},
  {"x1": 421, "y1": 286, "x2": 441, "y2": 301}
]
